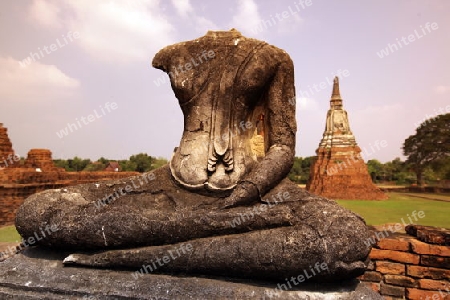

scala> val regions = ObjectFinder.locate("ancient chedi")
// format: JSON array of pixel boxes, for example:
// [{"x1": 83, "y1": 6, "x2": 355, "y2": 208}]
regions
[
  {"x1": 15, "y1": 29, "x2": 377, "y2": 293},
  {"x1": 307, "y1": 77, "x2": 387, "y2": 200}
]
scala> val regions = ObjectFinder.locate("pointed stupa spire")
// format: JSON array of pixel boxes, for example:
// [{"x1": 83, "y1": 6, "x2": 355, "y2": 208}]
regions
[
  {"x1": 330, "y1": 76, "x2": 343, "y2": 109},
  {"x1": 319, "y1": 76, "x2": 355, "y2": 148}
]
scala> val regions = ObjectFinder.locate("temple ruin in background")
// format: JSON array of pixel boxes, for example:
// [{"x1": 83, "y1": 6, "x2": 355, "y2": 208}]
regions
[
  {"x1": 0, "y1": 123, "x2": 137, "y2": 226},
  {"x1": 306, "y1": 78, "x2": 388, "y2": 200}
]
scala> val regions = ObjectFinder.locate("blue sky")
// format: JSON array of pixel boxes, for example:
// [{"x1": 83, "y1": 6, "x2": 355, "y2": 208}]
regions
[{"x1": 0, "y1": 0, "x2": 449, "y2": 162}]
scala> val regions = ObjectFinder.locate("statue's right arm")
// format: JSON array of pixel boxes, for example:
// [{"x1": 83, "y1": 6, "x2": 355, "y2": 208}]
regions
[{"x1": 222, "y1": 50, "x2": 297, "y2": 207}]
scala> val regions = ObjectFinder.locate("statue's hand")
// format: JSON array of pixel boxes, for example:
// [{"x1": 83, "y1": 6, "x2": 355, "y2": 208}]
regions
[{"x1": 221, "y1": 181, "x2": 260, "y2": 209}]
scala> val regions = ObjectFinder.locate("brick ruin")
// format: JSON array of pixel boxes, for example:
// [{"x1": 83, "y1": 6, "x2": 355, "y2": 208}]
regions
[
  {"x1": 306, "y1": 77, "x2": 387, "y2": 200},
  {"x1": 0, "y1": 123, "x2": 138, "y2": 226},
  {"x1": 360, "y1": 225, "x2": 450, "y2": 300},
  {"x1": 0, "y1": 124, "x2": 18, "y2": 169}
]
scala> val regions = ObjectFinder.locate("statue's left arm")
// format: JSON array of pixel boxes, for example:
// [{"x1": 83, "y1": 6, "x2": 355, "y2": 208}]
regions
[{"x1": 223, "y1": 51, "x2": 297, "y2": 207}]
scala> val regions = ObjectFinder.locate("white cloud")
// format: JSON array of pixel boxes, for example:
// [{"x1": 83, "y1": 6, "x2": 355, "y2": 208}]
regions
[
  {"x1": 229, "y1": 0, "x2": 308, "y2": 37},
  {"x1": 28, "y1": 0, "x2": 63, "y2": 29},
  {"x1": 171, "y1": 0, "x2": 194, "y2": 18},
  {"x1": 276, "y1": 12, "x2": 304, "y2": 35},
  {"x1": 351, "y1": 104, "x2": 406, "y2": 130},
  {"x1": 28, "y1": 0, "x2": 176, "y2": 63},
  {"x1": 0, "y1": 56, "x2": 79, "y2": 101},
  {"x1": 434, "y1": 85, "x2": 450, "y2": 94},
  {"x1": 170, "y1": 1, "x2": 218, "y2": 34},
  {"x1": 296, "y1": 97, "x2": 319, "y2": 111},
  {"x1": 230, "y1": 0, "x2": 263, "y2": 37},
  {"x1": 194, "y1": 16, "x2": 218, "y2": 33}
]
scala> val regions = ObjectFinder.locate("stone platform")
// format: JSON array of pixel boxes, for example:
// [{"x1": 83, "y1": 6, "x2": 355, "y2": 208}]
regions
[{"x1": 0, "y1": 247, "x2": 382, "y2": 299}]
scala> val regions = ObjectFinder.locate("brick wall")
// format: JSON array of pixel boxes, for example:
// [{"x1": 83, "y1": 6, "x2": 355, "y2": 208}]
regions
[
  {"x1": 360, "y1": 232, "x2": 450, "y2": 300},
  {"x1": 0, "y1": 170, "x2": 139, "y2": 226},
  {"x1": 0, "y1": 183, "x2": 66, "y2": 226},
  {"x1": 0, "y1": 123, "x2": 142, "y2": 227}
]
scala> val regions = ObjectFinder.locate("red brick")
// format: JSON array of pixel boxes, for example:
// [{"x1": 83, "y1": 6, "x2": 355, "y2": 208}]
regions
[
  {"x1": 359, "y1": 271, "x2": 382, "y2": 282},
  {"x1": 421, "y1": 255, "x2": 450, "y2": 269},
  {"x1": 407, "y1": 265, "x2": 450, "y2": 280},
  {"x1": 377, "y1": 237, "x2": 410, "y2": 251},
  {"x1": 410, "y1": 239, "x2": 450, "y2": 257},
  {"x1": 383, "y1": 297, "x2": 405, "y2": 300},
  {"x1": 418, "y1": 279, "x2": 450, "y2": 291},
  {"x1": 407, "y1": 288, "x2": 450, "y2": 300},
  {"x1": 362, "y1": 281, "x2": 380, "y2": 293},
  {"x1": 307, "y1": 138, "x2": 388, "y2": 199},
  {"x1": 370, "y1": 248, "x2": 420, "y2": 264},
  {"x1": 380, "y1": 282, "x2": 405, "y2": 297},
  {"x1": 375, "y1": 261, "x2": 405, "y2": 275},
  {"x1": 384, "y1": 274, "x2": 417, "y2": 287},
  {"x1": 406, "y1": 225, "x2": 450, "y2": 246}
]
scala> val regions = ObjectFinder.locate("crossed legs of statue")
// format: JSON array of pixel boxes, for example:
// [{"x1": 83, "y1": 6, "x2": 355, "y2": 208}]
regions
[{"x1": 16, "y1": 165, "x2": 370, "y2": 281}]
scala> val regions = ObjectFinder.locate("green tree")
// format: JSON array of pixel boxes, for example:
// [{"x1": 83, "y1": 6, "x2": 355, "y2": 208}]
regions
[
  {"x1": 367, "y1": 159, "x2": 383, "y2": 182},
  {"x1": 68, "y1": 157, "x2": 91, "y2": 171},
  {"x1": 150, "y1": 157, "x2": 169, "y2": 170},
  {"x1": 383, "y1": 161, "x2": 394, "y2": 182},
  {"x1": 384, "y1": 158, "x2": 416, "y2": 185},
  {"x1": 83, "y1": 162, "x2": 106, "y2": 171},
  {"x1": 423, "y1": 166, "x2": 439, "y2": 184},
  {"x1": 288, "y1": 157, "x2": 303, "y2": 183},
  {"x1": 54, "y1": 157, "x2": 91, "y2": 171},
  {"x1": 54, "y1": 159, "x2": 70, "y2": 171},
  {"x1": 287, "y1": 156, "x2": 315, "y2": 184},
  {"x1": 119, "y1": 160, "x2": 138, "y2": 172},
  {"x1": 403, "y1": 113, "x2": 450, "y2": 186},
  {"x1": 301, "y1": 156, "x2": 314, "y2": 183},
  {"x1": 129, "y1": 153, "x2": 153, "y2": 172},
  {"x1": 430, "y1": 156, "x2": 450, "y2": 181},
  {"x1": 98, "y1": 157, "x2": 110, "y2": 165}
]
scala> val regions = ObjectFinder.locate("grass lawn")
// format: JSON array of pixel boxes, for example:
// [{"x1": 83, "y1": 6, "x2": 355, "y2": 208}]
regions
[
  {"x1": 337, "y1": 192, "x2": 450, "y2": 228},
  {"x1": 0, "y1": 225, "x2": 20, "y2": 243},
  {"x1": 400, "y1": 193, "x2": 450, "y2": 201}
]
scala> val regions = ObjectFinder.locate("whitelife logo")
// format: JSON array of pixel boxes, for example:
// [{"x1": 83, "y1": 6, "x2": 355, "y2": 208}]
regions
[
  {"x1": 19, "y1": 31, "x2": 80, "y2": 67},
  {"x1": 56, "y1": 102, "x2": 118, "y2": 139}
]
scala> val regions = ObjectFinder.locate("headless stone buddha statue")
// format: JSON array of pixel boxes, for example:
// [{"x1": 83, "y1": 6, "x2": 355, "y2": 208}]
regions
[
  {"x1": 15, "y1": 29, "x2": 371, "y2": 282},
  {"x1": 157, "y1": 28, "x2": 296, "y2": 205}
]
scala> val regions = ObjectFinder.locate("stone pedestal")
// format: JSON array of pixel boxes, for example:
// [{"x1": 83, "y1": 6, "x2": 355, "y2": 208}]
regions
[{"x1": 0, "y1": 247, "x2": 383, "y2": 299}]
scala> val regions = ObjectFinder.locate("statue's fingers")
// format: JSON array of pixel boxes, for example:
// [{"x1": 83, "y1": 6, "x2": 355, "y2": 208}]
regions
[{"x1": 220, "y1": 196, "x2": 238, "y2": 209}]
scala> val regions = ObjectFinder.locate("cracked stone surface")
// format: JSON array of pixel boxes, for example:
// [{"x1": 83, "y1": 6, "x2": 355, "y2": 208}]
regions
[
  {"x1": 0, "y1": 247, "x2": 382, "y2": 299},
  {"x1": 15, "y1": 29, "x2": 372, "y2": 285}
]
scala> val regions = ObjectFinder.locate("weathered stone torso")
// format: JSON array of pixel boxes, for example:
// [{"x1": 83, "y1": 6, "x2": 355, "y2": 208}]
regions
[{"x1": 153, "y1": 30, "x2": 291, "y2": 192}]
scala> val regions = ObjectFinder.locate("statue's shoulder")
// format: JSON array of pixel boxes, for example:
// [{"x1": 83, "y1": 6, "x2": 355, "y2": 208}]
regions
[
  {"x1": 265, "y1": 44, "x2": 293, "y2": 64},
  {"x1": 244, "y1": 39, "x2": 293, "y2": 69},
  {"x1": 152, "y1": 34, "x2": 293, "y2": 71},
  {"x1": 152, "y1": 41, "x2": 188, "y2": 70}
]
